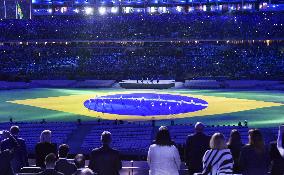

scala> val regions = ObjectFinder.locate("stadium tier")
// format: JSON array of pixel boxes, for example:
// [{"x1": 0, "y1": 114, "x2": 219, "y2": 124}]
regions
[
  {"x1": 0, "y1": 41, "x2": 283, "y2": 80},
  {"x1": 0, "y1": 13, "x2": 283, "y2": 41},
  {"x1": 0, "y1": 121, "x2": 252, "y2": 155}
]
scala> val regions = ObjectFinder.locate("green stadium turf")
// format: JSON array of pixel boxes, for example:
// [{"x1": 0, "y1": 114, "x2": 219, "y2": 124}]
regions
[{"x1": 1, "y1": 88, "x2": 284, "y2": 128}]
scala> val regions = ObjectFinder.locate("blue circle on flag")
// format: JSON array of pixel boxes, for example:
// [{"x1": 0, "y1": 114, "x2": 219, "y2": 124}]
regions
[{"x1": 84, "y1": 93, "x2": 208, "y2": 116}]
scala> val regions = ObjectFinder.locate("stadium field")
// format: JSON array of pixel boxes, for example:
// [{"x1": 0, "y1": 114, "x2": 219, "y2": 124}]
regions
[{"x1": 1, "y1": 88, "x2": 284, "y2": 128}]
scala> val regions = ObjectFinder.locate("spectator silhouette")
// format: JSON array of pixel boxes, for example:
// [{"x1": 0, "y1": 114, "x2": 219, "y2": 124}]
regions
[
  {"x1": 227, "y1": 129, "x2": 243, "y2": 173},
  {"x1": 239, "y1": 129, "x2": 270, "y2": 175},
  {"x1": 0, "y1": 130, "x2": 17, "y2": 175},
  {"x1": 35, "y1": 130, "x2": 57, "y2": 168},
  {"x1": 55, "y1": 144, "x2": 77, "y2": 175},
  {"x1": 89, "y1": 131, "x2": 122, "y2": 175},
  {"x1": 36, "y1": 153, "x2": 63, "y2": 175},
  {"x1": 185, "y1": 122, "x2": 210, "y2": 175},
  {"x1": 73, "y1": 154, "x2": 87, "y2": 175},
  {"x1": 1, "y1": 125, "x2": 28, "y2": 173}
]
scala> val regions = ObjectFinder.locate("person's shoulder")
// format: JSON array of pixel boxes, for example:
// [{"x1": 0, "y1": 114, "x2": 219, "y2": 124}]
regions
[
  {"x1": 90, "y1": 147, "x2": 102, "y2": 155},
  {"x1": 222, "y1": 149, "x2": 233, "y2": 155},
  {"x1": 203, "y1": 149, "x2": 211, "y2": 157},
  {"x1": 17, "y1": 138, "x2": 26, "y2": 144},
  {"x1": 149, "y1": 144, "x2": 158, "y2": 148},
  {"x1": 91, "y1": 147, "x2": 101, "y2": 152},
  {"x1": 1, "y1": 137, "x2": 12, "y2": 144},
  {"x1": 187, "y1": 133, "x2": 195, "y2": 138},
  {"x1": 110, "y1": 147, "x2": 120, "y2": 154}
]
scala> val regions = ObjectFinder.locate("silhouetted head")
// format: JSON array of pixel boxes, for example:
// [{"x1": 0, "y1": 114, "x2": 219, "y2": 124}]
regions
[
  {"x1": 74, "y1": 154, "x2": 85, "y2": 169},
  {"x1": 10, "y1": 125, "x2": 20, "y2": 136},
  {"x1": 101, "y1": 131, "x2": 112, "y2": 145},
  {"x1": 228, "y1": 129, "x2": 242, "y2": 146},
  {"x1": 45, "y1": 153, "x2": 57, "y2": 169},
  {"x1": 248, "y1": 129, "x2": 264, "y2": 153},
  {"x1": 195, "y1": 122, "x2": 205, "y2": 133},
  {"x1": 155, "y1": 126, "x2": 173, "y2": 146},
  {"x1": 58, "y1": 144, "x2": 69, "y2": 158}
]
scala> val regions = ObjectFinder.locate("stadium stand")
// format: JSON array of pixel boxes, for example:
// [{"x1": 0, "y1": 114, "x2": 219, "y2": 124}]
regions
[
  {"x1": 0, "y1": 122, "x2": 77, "y2": 152},
  {"x1": 80, "y1": 123, "x2": 153, "y2": 155},
  {"x1": 0, "y1": 13, "x2": 283, "y2": 41},
  {"x1": 0, "y1": 41, "x2": 283, "y2": 81}
]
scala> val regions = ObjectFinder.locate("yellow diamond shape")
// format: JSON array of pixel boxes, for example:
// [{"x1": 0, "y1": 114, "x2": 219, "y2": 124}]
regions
[{"x1": 7, "y1": 91, "x2": 283, "y2": 121}]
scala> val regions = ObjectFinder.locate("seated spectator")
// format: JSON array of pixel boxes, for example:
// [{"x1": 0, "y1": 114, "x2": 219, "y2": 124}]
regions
[
  {"x1": 35, "y1": 130, "x2": 57, "y2": 167},
  {"x1": 0, "y1": 130, "x2": 16, "y2": 175},
  {"x1": 73, "y1": 154, "x2": 87, "y2": 175},
  {"x1": 227, "y1": 129, "x2": 243, "y2": 173},
  {"x1": 147, "y1": 126, "x2": 181, "y2": 175},
  {"x1": 36, "y1": 153, "x2": 63, "y2": 175},
  {"x1": 185, "y1": 122, "x2": 210, "y2": 175},
  {"x1": 88, "y1": 131, "x2": 122, "y2": 175},
  {"x1": 200, "y1": 133, "x2": 233, "y2": 175},
  {"x1": 1, "y1": 125, "x2": 28, "y2": 173},
  {"x1": 55, "y1": 144, "x2": 77, "y2": 175},
  {"x1": 239, "y1": 129, "x2": 269, "y2": 175}
]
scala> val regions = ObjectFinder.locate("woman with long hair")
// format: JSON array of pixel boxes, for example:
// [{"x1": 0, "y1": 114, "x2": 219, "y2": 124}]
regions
[
  {"x1": 201, "y1": 133, "x2": 233, "y2": 175},
  {"x1": 239, "y1": 129, "x2": 269, "y2": 175},
  {"x1": 227, "y1": 129, "x2": 243, "y2": 173},
  {"x1": 35, "y1": 130, "x2": 57, "y2": 167},
  {"x1": 147, "y1": 126, "x2": 181, "y2": 175}
]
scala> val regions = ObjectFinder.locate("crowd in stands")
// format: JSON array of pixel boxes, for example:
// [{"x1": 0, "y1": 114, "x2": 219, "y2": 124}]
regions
[
  {"x1": 0, "y1": 123, "x2": 284, "y2": 175},
  {"x1": 0, "y1": 41, "x2": 283, "y2": 80},
  {"x1": 0, "y1": 12, "x2": 283, "y2": 41}
]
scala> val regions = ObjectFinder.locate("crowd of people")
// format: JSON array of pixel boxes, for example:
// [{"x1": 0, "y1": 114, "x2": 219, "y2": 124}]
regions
[
  {"x1": 0, "y1": 123, "x2": 284, "y2": 175},
  {"x1": 0, "y1": 41, "x2": 283, "y2": 80},
  {"x1": 0, "y1": 12, "x2": 283, "y2": 41}
]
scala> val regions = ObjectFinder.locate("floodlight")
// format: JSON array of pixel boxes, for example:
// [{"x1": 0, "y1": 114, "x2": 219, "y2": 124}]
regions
[{"x1": 99, "y1": 7, "x2": 106, "y2": 15}]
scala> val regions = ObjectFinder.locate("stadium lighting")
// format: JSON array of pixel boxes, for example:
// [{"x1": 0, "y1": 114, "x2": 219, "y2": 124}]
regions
[
  {"x1": 111, "y1": 7, "x2": 118, "y2": 13},
  {"x1": 74, "y1": 8, "x2": 79, "y2": 13},
  {"x1": 85, "y1": 7, "x2": 94, "y2": 15},
  {"x1": 99, "y1": 7, "x2": 106, "y2": 15},
  {"x1": 176, "y1": 6, "x2": 182, "y2": 12},
  {"x1": 47, "y1": 9, "x2": 52, "y2": 13}
]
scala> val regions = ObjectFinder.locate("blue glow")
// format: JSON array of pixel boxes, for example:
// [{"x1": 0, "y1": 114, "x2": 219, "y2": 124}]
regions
[{"x1": 84, "y1": 93, "x2": 208, "y2": 116}]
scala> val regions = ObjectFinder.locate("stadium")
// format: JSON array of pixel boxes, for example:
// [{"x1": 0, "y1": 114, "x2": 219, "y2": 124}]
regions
[{"x1": 0, "y1": 0, "x2": 284, "y2": 174}]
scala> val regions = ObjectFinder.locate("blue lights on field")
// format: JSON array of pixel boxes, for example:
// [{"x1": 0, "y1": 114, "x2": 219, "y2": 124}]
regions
[{"x1": 84, "y1": 93, "x2": 208, "y2": 116}]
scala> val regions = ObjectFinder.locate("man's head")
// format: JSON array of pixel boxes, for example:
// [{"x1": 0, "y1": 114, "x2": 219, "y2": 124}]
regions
[
  {"x1": 101, "y1": 131, "x2": 112, "y2": 145},
  {"x1": 58, "y1": 144, "x2": 69, "y2": 158},
  {"x1": 195, "y1": 122, "x2": 205, "y2": 133},
  {"x1": 45, "y1": 153, "x2": 57, "y2": 169},
  {"x1": 74, "y1": 154, "x2": 85, "y2": 169},
  {"x1": 10, "y1": 125, "x2": 20, "y2": 136}
]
